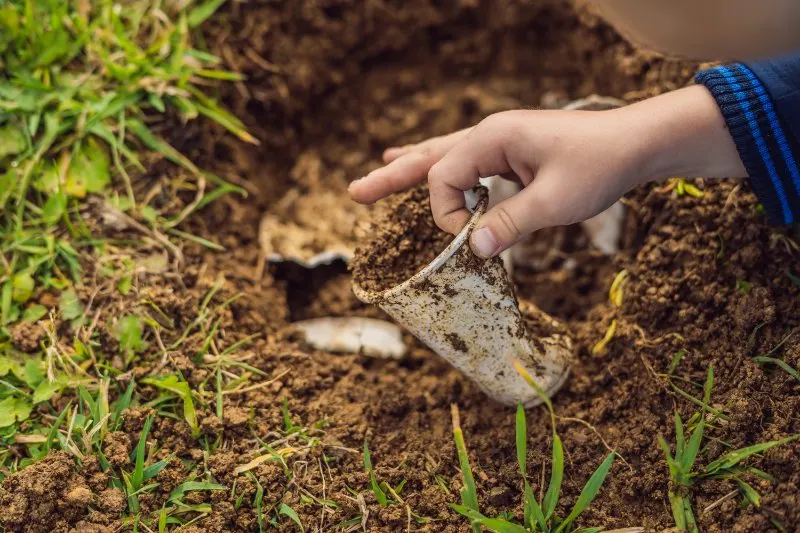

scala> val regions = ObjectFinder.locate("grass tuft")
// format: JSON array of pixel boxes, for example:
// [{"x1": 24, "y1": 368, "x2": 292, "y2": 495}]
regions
[
  {"x1": 659, "y1": 366, "x2": 800, "y2": 531},
  {"x1": 450, "y1": 365, "x2": 615, "y2": 533}
]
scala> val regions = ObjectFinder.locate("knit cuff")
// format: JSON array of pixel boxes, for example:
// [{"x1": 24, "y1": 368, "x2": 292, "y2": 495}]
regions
[{"x1": 696, "y1": 64, "x2": 800, "y2": 225}]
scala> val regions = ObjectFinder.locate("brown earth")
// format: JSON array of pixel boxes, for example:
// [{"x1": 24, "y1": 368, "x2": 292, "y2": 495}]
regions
[
  {"x1": 351, "y1": 185, "x2": 454, "y2": 293},
  {"x1": 2, "y1": 1, "x2": 799, "y2": 532}
]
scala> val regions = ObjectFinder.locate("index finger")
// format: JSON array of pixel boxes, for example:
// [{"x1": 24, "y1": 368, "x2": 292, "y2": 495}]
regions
[{"x1": 427, "y1": 117, "x2": 519, "y2": 234}]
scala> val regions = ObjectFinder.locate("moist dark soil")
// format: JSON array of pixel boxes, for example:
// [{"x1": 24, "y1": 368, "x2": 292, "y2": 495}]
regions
[
  {"x1": 3, "y1": 1, "x2": 799, "y2": 532},
  {"x1": 351, "y1": 185, "x2": 454, "y2": 293}
]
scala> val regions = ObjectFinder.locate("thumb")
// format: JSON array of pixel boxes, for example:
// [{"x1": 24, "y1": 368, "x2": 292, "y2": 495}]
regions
[{"x1": 469, "y1": 186, "x2": 543, "y2": 259}]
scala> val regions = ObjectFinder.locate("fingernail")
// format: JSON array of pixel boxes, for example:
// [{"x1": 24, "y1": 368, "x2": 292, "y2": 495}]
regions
[
  {"x1": 348, "y1": 177, "x2": 365, "y2": 190},
  {"x1": 470, "y1": 227, "x2": 500, "y2": 259}
]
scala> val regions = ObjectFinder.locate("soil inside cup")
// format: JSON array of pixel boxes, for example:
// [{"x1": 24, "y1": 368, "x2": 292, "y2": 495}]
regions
[{"x1": 351, "y1": 185, "x2": 454, "y2": 293}]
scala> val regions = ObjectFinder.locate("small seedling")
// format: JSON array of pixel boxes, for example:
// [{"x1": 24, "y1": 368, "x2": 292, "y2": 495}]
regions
[
  {"x1": 735, "y1": 280, "x2": 752, "y2": 295},
  {"x1": 450, "y1": 363, "x2": 615, "y2": 533},
  {"x1": 122, "y1": 416, "x2": 172, "y2": 513},
  {"x1": 363, "y1": 439, "x2": 389, "y2": 506},
  {"x1": 591, "y1": 319, "x2": 617, "y2": 356},
  {"x1": 663, "y1": 177, "x2": 705, "y2": 198},
  {"x1": 608, "y1": 270, "x2": 628, "y2": 308},
  {"x1": 659, "y1": 366, "x2": 800, "y2": 531}
]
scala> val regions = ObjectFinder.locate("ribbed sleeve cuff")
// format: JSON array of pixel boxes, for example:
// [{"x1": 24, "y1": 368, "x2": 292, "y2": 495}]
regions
[{"x1": 696, "y1": 64, "x2": 800, "y2": 225}]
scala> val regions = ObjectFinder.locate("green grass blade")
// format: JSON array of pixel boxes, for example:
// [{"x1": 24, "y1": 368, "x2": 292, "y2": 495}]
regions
[
  {"x1": 127, "y1": 118, "x2": 200, "y2": 175},
  {"x1": 158, "y1": 507, "x2": 167, "y2": 533},
  {"x1": 474, "y1": 518, "x2": 529, "y2": 533},
  {"x1": 278, "y1": 503, "x2": 305, "y2": 532},
  {"x1": 513, "y1": 361, "x2": 555, "y2": 427},
  {"x1": 554, "y1": 452, "x2": 615, "y2": 533},
  {"x1": 684, "y1": 497, "x2": 698, "y2": 533},
  {"x1": 142, "y1": 375, "x2": 199, "y2": 437},
  {"x1": 452, "y1": 405, "x2": 480, "y2": 533},
  {"x1": 543, "y1": 433, "x2": 564, "y2": 520},
  {"x1": 193, "y1": 99, "x2": 258, "y2": 145},
  {"x1": 215, "y1": 366, "x2": 223, "y2": 419},
  {"x1": 111, "y1": 380, "x2": 135, "y2": 430},
  {"x1": 735, "y1": 478, "x2": 761, "y2": 508},
  {"x1": 363, "y1": 440, "x2": 387, "y2": 506},
  {"x1": 166, "y1": 228, "x2": 225, "y2": 251},
  {"x1": 680, "y1": 367, "x2": 714, "y2": 474},
  {"x1": 142, "y1": 454, "x2": 172, "y2": 482},
  {"x1": 516, "y1": 404, "x2": 527, "y2": 477},
  {"x1": 680, "y1": 416, "x2": 704, "y2": 475},
  {"x1": 188, "y1": 0, "x2": 227, "y2": 27},
  {"x1": 753, "y1": 356, "x2": 800, "y2": 381},
  {"x1": 131, "y1": 415, "x2": 153, "y2": 490},
  {"x1": 450, "y1": 503, "x2": 486, "y2": 522},
  {"x1": 748, "y1": 467, "x2": 777, "y2": 483},
  {"x1": 704, "y1": 434, "x2": 800, "y2": 475},
  {"x1": 674, "y1": 412, "x2": 685, "y2": 460},
  {"x1": 702, "y1": 366, "x2": 714, "y2": 405},
  {"x1": 168, "y1": 481, "x2": 226, "y2": 502},
  {"x1": 658, "y1": 436, "x2": 681, "y2": 483},
  {"x1": 45, "y1": 402, "x2": 71, "y2": 453},
  {"x1": 668, "y1": 491, "x2": 687, "y2": 530},
  {"x1": 525, "y1": 480, "x2": 548, "y2": 532}
]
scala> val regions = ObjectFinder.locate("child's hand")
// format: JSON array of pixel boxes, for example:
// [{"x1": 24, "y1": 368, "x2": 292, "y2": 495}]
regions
[{"x1": 349, "y1": 85, "x2": 746, "y2": 258}]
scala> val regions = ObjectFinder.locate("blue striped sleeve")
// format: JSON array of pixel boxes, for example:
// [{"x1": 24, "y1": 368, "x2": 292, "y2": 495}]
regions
[{"x1": 696, "y1": 64, "x2": 800, "y2": 225}]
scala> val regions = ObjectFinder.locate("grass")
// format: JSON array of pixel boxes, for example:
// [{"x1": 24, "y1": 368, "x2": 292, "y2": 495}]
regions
[
  {"x1": 363, "y1": 439, "x2": 388, "y2": 506},
  {"x1": 0, "y1": 0, "x2": 250, "y2": 313},
  {"x1": 0, "y1": 0, "x2": 252, "y2": 445},
  {"x1": 0, "y1": 1, "x2": 303, "y2": 529},
  {"x1": 659, "y1": 366, "x2": 800, "y2": 532},
  {"x1": 449, "y1": 362, "x2": 615, "y2": 533},
  {"x1": 751, "y1": 327, "x2": 800, "y2": 383}
]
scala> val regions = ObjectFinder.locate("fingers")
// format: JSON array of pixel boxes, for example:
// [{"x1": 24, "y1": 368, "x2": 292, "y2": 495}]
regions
[
  {"x1": 349, "y1": 128, "x2": 472, "y2": 204},
  {"x1": 383, "y1": 145, "x2": 412, "y2": 163},
  {"x1": 428, "y1": 114, "x2": 528, "y2": 234},
  {"x1": 349, "y1": 149, "x2": 434, "y2": 204}
]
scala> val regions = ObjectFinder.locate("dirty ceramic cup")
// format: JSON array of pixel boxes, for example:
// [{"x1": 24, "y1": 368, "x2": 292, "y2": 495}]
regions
[{"x1": 352, "y1": 188, "x2": 572, "y2": 406}]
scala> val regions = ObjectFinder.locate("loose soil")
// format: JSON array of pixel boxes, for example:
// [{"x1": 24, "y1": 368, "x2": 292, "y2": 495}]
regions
[
  {"x1": 2, "y1": 1, "x2": 799, "y2": 532},
  {"x1": 351, "y1": 185, "x2": 454, "y2": 293}
]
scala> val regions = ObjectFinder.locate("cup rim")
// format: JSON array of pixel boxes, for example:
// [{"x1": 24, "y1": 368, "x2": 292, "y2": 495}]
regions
[{"x1": 352, "y1": 187, "x2": 488, "y2": 303}]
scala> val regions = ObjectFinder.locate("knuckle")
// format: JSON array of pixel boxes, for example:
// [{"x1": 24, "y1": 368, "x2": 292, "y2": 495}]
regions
[
  {"x1": 418, "y1": 145, "x2": 433, "y2": 158},
  {"x1": 478, "y1": 112, "x2": 506, "y2": 131},
  {"x1": 427, "y1": 162, "x2": 444, "y2": 186},
  {"x1": 492, "y1": 206, "x2": 523, "y2": 240},
  {"x1": 477, "y1": 111, "x2": 522, "y2": 144}
]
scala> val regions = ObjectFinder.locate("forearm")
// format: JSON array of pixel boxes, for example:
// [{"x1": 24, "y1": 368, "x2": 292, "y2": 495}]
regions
[{"x1": 616, "y1": 85, "x2": 747, "y2": 186}]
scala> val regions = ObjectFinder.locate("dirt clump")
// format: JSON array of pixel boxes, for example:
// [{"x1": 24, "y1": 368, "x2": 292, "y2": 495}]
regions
[
  {"x1": 102, "y1": 431, "x2": 131, "y2": 468},
  {"x1": 351, "y1": 185, "x2": 454, "y2": 292},
  {"x1": 0, "y1": 451, "x2": 118, "y2": 532}
]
